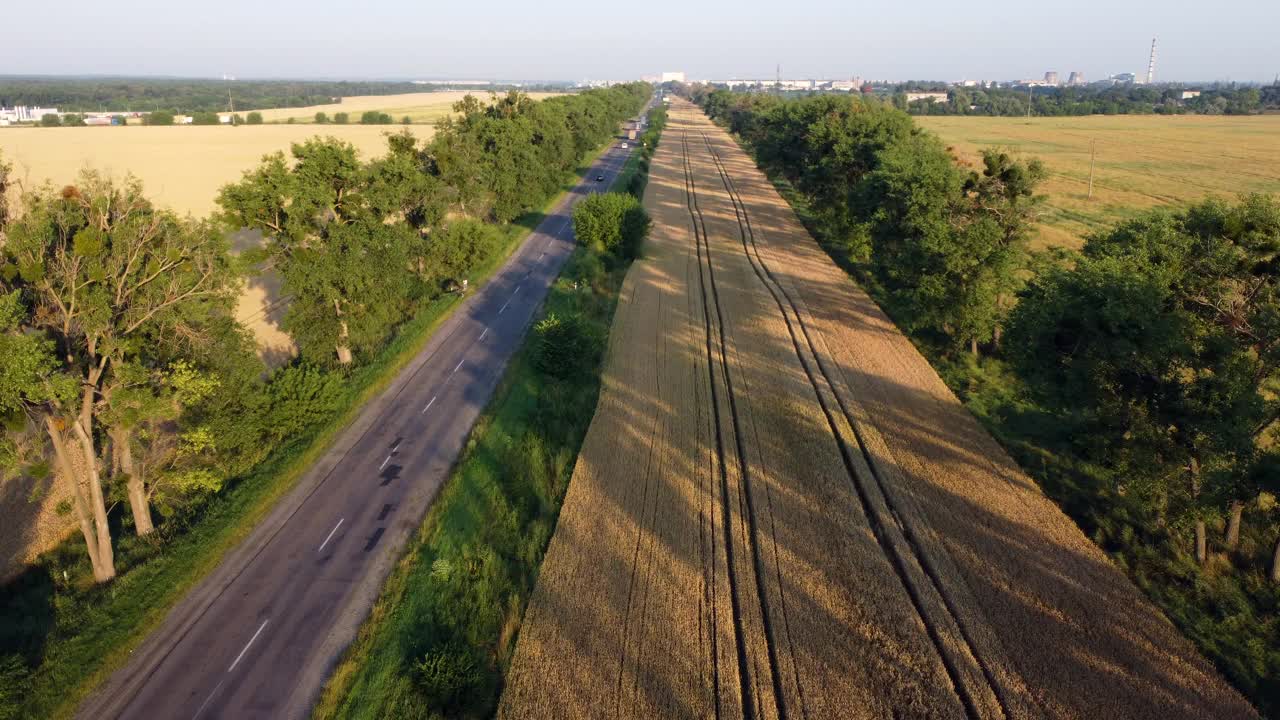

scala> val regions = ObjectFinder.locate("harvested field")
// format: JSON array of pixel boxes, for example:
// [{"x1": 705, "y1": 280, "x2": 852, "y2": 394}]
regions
[
  {"x1": 498, "y1": 101, "x2": 1258, "y2": 718},
  {"x1": 918, "y1": 114, "x2": 1280, "y2": 249}
]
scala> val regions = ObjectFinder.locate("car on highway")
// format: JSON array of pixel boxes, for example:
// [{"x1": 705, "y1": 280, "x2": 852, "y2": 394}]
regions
[
  {"x1": 596, "y1": 174, "x2": 604, "y2": 182},
  {"x1": 621, "y1": 142, "x2": 628, "y2": 149}
]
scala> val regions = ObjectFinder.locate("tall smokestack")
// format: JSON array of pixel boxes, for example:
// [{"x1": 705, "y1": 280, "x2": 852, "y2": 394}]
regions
[{"x1": 1146, "y1": 37, "x2": 1157, "y2": 84}]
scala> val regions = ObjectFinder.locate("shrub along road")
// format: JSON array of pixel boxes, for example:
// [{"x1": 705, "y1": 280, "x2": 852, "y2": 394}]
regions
[{"x1": 76, "y1": 140, "x2": 637, "y2": 720}]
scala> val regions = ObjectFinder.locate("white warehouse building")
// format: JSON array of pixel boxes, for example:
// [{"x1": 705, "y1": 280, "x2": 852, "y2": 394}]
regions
[{"x1": 0, "y1": 105, "x2": 60, "y2": 125}]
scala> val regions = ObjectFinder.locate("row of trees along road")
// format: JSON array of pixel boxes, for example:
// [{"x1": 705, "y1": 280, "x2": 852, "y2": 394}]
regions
[
  {"x1": 0, "y1": 83, "x2": 649, "y2": 584},
  {"x1": 693, "y1": 87, "x2": 1280, "y2": 709}
]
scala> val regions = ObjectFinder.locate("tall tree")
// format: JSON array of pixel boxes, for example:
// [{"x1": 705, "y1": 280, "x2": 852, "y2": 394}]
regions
[
  {"x1": 219, "y1": 138, "x2": 414, "y2": 364},
  {"x1": 0, "y1": 174, "x2": 235, "y2": 579}
]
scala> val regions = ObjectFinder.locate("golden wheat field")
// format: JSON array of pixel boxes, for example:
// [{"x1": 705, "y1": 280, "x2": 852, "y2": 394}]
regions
[
  {"x1": 0, "y1": 124, "x2": 428, "y2": 217},
  {"x1": 918, "y1": 114, "x2": 1280, "y2": 248},
  {"x1": 498, "y1": 101, "x2": 1256, "y2": 719}
]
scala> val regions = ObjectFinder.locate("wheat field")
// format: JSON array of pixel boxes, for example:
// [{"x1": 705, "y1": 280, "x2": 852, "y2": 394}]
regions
[
  {"x1": 0, "y1": 124, "x2": 426, "y2": 217},
  {"x1": 918, "y1": 114, "x2": 1280, "y2": 248}
]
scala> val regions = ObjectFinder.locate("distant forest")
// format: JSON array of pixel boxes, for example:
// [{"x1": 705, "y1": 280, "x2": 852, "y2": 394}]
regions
[
  {"x1": 0, "y1": 77, "x2": 568, "y2": 114},
  {"x1": 887, "y1": 81, "x2": 1280, "y2": 116}
]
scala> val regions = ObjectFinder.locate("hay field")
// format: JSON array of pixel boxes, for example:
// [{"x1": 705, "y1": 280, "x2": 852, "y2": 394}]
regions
[
  {"x1": 498, "y1": 101, "x2": 1256, "y2": 718},
  {"x1": 0, "y1": 124, "x2": 427, "y2": 217},
  {"x1": 253, "y1": 90, "x2": 563, "y2": 123},
  {"x1": 918, "y1": 114, "x2": 1280, "y2": 248}
]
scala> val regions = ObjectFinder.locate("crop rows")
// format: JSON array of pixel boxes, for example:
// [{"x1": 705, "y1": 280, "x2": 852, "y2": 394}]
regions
[{"x1": 498, "y1": 102, "x2": 1256, "y2": 719}]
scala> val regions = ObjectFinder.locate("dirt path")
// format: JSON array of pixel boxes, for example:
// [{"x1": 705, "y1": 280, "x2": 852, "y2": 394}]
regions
[{"x1": 498, "y1": 102, "x2": 1257, "y2": 719}]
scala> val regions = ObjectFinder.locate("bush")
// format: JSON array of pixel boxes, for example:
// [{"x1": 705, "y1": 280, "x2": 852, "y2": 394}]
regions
[
  {"x1": 314, "y1": 111, "x2": 329, "y2": 124},
  {"x1": 146, "y1": 111, "x2": 175, "y2": 126},
  {"x1": 413, "y1": 644, "x2": 485, "y2": 713},
  {"x1": 333, "y1": 112, "x2": 350, "y2": 124},
  {"x1": 39, "y1": 114, "x2": 60, "y2": 127},
  {"x1": 246, "y1": 112, "x2": 264, "y2": 125},
  {"x1": 258, "y1": 364, "x2": 345, "y2": 443},
  {"x1": 192, "y1": 112, "x2": 220, "y2": 126},
  {"x1": 361, "y1": 111, "x2": 393, "y2": 125},
  {"x1": 572, "y1": 192, "x2": 650, "y2": 259},
  {"x1": 533, "y1": 312, "x2": 593, "y2": 379}
]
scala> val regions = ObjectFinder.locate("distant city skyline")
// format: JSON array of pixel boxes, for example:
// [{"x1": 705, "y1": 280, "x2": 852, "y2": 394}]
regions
[{"x1": 3, "y1": 0, "x2": 1276, "y2": 84}]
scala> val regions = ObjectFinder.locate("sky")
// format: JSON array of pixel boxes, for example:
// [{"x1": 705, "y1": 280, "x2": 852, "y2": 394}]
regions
[{"x1": 3, "y1": 0, "x2": 1277, "y2": 83}]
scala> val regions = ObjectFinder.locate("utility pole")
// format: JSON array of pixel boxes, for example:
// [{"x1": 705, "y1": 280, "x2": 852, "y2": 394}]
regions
[
  {"x1": 1027, "y1": 85, "x2": 1033, "y2": 117},
  {"x1": 1088, "y1": 138, "x2": 1097, "y2": 200}
]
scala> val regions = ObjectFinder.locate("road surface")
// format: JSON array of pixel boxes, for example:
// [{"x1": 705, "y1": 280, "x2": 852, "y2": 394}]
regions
[{"x1": 80, "y1": 135, "x2": 639, "y2": 720}]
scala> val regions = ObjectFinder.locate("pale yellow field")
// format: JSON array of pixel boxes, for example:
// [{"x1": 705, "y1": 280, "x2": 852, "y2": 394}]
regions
[
  {"x1": 0, "y1": 124, "x2": 430, "y2": 217},
  {"x1": 254, "y1": 90, "x2": 562, "y2": 123},
  {"x1": 918, "y1": 114, "x2": 1280, "y2": 248}
]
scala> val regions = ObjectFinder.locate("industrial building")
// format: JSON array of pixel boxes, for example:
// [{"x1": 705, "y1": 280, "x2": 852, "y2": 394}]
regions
[{"x1": 0, "y1": 105, "x2": 59, "y2": 125}]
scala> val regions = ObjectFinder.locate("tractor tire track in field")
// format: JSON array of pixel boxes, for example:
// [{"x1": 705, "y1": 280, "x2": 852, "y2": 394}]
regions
[
  {"x1": 698, "y1": 130, "x2": 1007, "y2": 720},
  {"x1": 682, "y1": 130, "x2": 785, "y2": 720}
]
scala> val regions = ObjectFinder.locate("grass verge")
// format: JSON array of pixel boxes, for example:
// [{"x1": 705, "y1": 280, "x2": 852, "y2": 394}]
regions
[
  {"x1": 311, "y1": 142, "x2": 655, "y2": 720},
  {"x1": 0, "y1": 146, "x2": 617, "y2": 720}
]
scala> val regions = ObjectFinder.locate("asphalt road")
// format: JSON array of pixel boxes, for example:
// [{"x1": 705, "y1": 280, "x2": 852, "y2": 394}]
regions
[{"x1": 80, "y1": 133, "x2": 639, "y2": 720}]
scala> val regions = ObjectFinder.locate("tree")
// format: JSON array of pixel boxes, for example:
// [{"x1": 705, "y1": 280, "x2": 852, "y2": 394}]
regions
[
  {"x1": 192, "y1": 112, "x2": 220, "y2": 126},
  {"x1": 40, "y1": 114, "x2": 60, "y2": 127},
  {"x1": 333, "y1": 112, "x2": 349, "y2": 125},
  {"x1": 314, "y1": 111, "x2": 329, "y2": 124},
  {"x1": 0, "y1": 174, "x2": 236, "y2": 578},
  {"x1": 218, "y1": 138, "x2": 414, "y2": 365},
  {"x1": 360, "y1": 111, "x2": 392, "y2": 125},
  {"x1": 246, "y1": 112, "x2": 264, "y2": 125},
  {"x1": 146, "y1": 111, "x2": 175, "y2": 126},
  {"x1": 1007, "y1": 196, "x2": 1280, "y2": 567}
]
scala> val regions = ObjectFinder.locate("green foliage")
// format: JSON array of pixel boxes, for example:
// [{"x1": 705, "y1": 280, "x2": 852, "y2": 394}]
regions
[
  {"x1": 360, "y1": 111, "x2": 393, "y2": 125},
  {"x1": 571, "y1": 192, "x2": 650, "y2": 259},
  {"x1": 191, "y1": 112, "x2": 220, "y2": 126},
  {"x1": 39, "y1": 114, "x2": 60, "y2": 127},
  {"x1": 1008, "y1": 196, "x2": 1280, "y2": 527},
  {"x1": 145, "y1": 111, "x2": 175, "y2": 126},
  {"x1": 420, "y1": 220, "x2": 501, "y2": 292},
  {"x1": 414, "y1": 643, "x2": 485, "y2": 713},
  {"x1": 246, "y1": 111, "x2": 263, "y2": 125},
  {"x1": 533, "y1": 313, "x2": 591, "y2": 379},
  {"x1": 314, "y1": 111, "x2": 329, "y2": 124},
  {"x1": 702, "y1": 91, "x2": 1043, "y2": 352},
  {"x1": 333, "y1": 112, "x2": 349, "y2": 125}
]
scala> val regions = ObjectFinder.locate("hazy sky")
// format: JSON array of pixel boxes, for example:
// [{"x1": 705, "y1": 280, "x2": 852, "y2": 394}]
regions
[{"x1": 4, "y1": 0, "x2": 1277, "y2": 83}]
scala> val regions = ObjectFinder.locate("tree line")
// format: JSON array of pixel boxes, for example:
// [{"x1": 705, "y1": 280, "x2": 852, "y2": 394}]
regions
[
  {"x1": 0, "y1": 84, "x2": 648, "y2": 716},
  {"x1": 893, "y1": 82, "x2": 1280, "y2": 116},
  {"x1": 0, "y1": 77, "x2": 564, "y2": 115},
  {"x1": 692, "y1": 87, "x2": 1280, "y2": 710}
]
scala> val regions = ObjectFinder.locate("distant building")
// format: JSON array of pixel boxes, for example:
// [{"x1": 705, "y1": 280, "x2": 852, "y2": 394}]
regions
[
  {"x1": 1044, "y1": 71, "x2": 1059, "y2": 85},
  {"x1": 1110, "y1": 72, "x2": 1137, "y2": 84},
  {"x1": 829, "y1": 80, "x2": 857, "y2": 91},
  {"x1": 905, "y1": 91, "x2": 949, "y2": 103},
  {"x1": 661, "y1": 71, "x2": 686, "y2": 83},
  {"x1": 0, "y1": 105, "x2": 59, "y2": 124},
  {"x1": 1067, "y1": 71, "x2": 1085, "y2": 86},
  {"x1": 1181, "y1": 90, "x2": 1201, "y2": 100}
]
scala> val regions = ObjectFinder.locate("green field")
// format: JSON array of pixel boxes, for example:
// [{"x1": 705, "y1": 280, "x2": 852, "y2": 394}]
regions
[{"x1": 918, "y1": 114, "x2": 1280, "y2": 248}]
